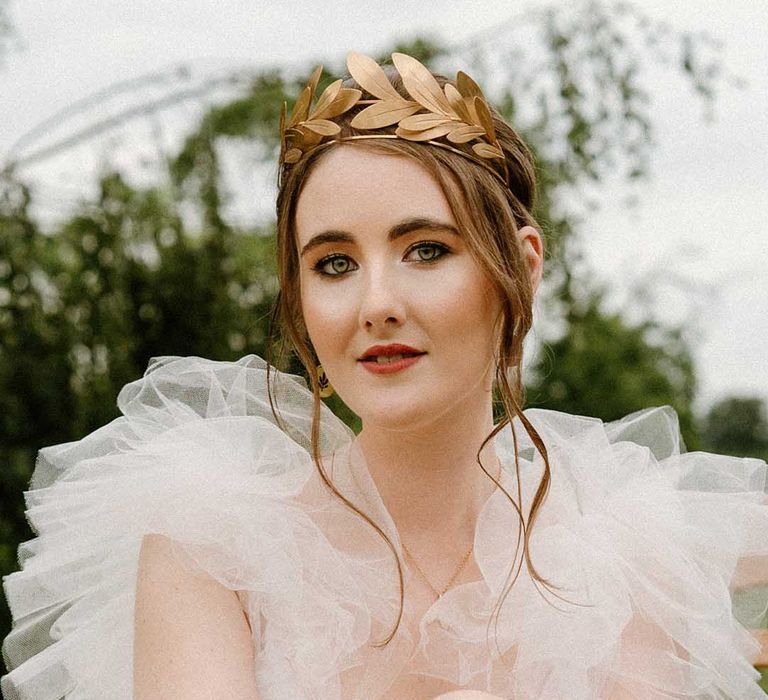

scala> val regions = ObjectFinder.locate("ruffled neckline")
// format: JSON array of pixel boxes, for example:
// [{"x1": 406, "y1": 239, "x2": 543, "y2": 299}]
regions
[{"x1": 308, "y1": 428, "x2": 537, "y2": 655}]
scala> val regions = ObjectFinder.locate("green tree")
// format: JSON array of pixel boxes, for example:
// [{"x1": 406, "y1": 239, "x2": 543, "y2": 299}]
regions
[
  {"x1": 525, "y1": 291, "x2": 698, "y2": 447},
  {"x1": 702, "y1": 396, "x2": 768, "y2": 461}
]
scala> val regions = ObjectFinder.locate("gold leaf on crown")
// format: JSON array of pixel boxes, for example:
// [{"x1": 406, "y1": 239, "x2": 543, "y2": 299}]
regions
[
  {"x1": 279, "y1": 51, "x2": 509, "y2": 186},
  {"x1": 280, "y1": 65, "x2": 363, "y2": 164}
]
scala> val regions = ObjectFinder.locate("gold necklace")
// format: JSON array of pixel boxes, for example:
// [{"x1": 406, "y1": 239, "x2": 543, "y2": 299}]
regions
[
  {"x1": 401, "y1": 540, "x2": 474, "y2": 600},
  {"x1": 401, "y1": 457, "x2": 502, "y2": 601}
]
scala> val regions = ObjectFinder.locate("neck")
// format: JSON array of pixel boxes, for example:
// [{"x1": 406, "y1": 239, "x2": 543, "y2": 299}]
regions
[{"x1": 356, "y1": 394, "x2": 499, "y2": 551}]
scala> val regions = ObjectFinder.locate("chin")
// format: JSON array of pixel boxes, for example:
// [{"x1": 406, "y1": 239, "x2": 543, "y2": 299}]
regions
[{"x1": 350, "y1": 392, "x2": 458, "y2": 434}]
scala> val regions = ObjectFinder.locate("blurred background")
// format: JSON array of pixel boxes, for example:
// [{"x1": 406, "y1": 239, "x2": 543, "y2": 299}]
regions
[{"x1": 1, "y1": 0, "x2": 766, "y2": 683}]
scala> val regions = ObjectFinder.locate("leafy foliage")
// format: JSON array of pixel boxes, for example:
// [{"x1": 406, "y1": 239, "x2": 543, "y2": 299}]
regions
[
  {"x1": 526, "y1": 292, "x2": 698, "y2": 448},
  {"x1": 702, "y1": 396, "x2": 768, "y2": 461}
]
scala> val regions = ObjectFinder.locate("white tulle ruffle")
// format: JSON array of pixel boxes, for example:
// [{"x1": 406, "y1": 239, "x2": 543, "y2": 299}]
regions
[{"x1": 2, "y1": 354, "x2": 766, "y2": 699}]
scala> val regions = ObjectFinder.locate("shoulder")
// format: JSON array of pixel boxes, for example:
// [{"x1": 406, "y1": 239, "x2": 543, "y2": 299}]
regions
[
  {"x1": 503, "y1": 406, "x2": 768, "y2": 692},
  {"x1": 2, "y1": 355, "x2": 352, "y2": 698},
  {"x1": 133, "y1": 533, "x2": 260, "y2": 699}
]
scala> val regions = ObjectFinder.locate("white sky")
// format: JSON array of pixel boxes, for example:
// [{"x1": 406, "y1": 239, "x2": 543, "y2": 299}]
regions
[{"x1": 1, "y1": 0, "x2": 766, "y2": 413}]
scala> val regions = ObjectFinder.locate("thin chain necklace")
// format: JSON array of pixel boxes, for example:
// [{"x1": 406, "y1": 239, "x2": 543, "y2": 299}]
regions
[{"x1": 401, "y1": 457, "x2": 502, "y2": 601}]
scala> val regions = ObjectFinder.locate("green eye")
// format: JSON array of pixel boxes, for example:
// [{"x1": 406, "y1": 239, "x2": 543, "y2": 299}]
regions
[
  {"x1": 315, "y1": 255, "x2": 356, "y2": 276},
  {"x1": 417, "y1": 246, "x2": 439, "y2": 261},
  {"x1": 329, "y1": 258, "x2": 350, "y2": 273},
  {"x1": 407, "y1": 242, "x2": 449, "y2": 263}
]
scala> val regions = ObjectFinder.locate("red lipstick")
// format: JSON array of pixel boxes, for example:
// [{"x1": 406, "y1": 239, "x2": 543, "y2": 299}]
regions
[{"x1": 358, "y1": 344, "x2": 426, "y2": 375}]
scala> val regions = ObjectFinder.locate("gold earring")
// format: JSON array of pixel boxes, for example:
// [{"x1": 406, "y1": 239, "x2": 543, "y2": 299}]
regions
[{"x1": 317, "y1": 365, "x2": 334, "y2": 398}]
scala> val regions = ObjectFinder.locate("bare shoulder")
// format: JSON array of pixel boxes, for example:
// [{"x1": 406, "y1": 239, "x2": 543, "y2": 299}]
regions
[{"x1": 133, "y1": 533, "x2": 260, "y2": 700}]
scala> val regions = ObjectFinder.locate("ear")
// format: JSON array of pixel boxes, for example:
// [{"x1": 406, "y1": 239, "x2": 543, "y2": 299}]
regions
[{"x1": 516, "y1": 225, "x2": 544, "y2": 293}]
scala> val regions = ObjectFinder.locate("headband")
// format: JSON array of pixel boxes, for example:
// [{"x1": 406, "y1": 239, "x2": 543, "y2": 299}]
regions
[{"x1": 278, "y1": 51, "x2": 511, "y2": 189}]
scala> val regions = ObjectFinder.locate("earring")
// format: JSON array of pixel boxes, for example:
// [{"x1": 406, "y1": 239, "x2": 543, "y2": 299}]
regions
[{"x1": 317, "y1": 365, "x2": 334, "y2": 398}]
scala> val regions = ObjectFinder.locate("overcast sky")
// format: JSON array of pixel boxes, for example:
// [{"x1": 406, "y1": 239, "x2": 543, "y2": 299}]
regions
[{"x1": 1, "y1": 0, "x2": 766, "y2": 412}]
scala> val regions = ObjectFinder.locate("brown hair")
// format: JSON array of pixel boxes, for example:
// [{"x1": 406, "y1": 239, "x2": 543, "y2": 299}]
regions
[{"x1": 268, "y1": 64, "x2": 569, "y2": 652}]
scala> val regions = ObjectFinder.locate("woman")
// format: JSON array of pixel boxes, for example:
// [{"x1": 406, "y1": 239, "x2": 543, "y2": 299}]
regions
[{"x1": 2, "y1": 51, "x2": 767, "y2": 699}]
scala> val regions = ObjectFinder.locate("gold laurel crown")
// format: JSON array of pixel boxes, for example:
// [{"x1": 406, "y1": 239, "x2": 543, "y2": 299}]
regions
[{"x1": 279, "y1": 51, "x2": 510, "y2": 187}]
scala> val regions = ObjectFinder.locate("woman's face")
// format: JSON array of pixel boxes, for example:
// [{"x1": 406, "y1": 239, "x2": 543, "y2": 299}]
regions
[{"x1": 295, "y1": 146, "x2": 537, "y2": 430}]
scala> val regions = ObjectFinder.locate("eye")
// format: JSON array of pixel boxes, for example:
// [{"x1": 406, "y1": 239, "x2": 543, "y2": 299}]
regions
[
  {"x1": 313, "y1": 254, "x2": 358, "y2": 277},
  {"x1": 404, "y1": 241, "x2": 450, "y2": 263}
]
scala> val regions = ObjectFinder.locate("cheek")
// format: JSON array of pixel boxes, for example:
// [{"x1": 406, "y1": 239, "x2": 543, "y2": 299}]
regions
[
  {"x1": 458, "y1": 284, "x2": 502, "y2": 384},
  {"x1": 299, "y1": 278, "x2": 355, "y2": 357},
  {"x1": 428, "y1": 271, "x2": 500, "y2": 347}
]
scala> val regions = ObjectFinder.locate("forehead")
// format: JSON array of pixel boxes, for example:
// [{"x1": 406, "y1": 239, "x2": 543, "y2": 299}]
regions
[{"x1": 294, "y1": 146, "x2": 456, "y2": 243}]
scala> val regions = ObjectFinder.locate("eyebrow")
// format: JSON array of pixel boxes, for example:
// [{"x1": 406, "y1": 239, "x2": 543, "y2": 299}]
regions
[{"x1": 299, "y1": 217, "x2": 460, "y2": 258}]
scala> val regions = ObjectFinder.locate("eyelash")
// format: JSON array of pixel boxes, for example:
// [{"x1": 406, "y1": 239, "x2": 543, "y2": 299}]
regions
[{"x1": 312, "y1": 241, "x2": 451, "y2": 277}]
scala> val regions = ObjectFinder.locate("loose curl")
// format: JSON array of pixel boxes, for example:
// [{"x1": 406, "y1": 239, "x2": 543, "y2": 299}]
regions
[{"x1": 268, "y1": 63, "x2": 572, "y2": 653}]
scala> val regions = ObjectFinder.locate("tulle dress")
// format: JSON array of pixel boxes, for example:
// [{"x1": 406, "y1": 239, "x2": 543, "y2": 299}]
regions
[{"x1": 2, "y1": 354, "x2": 767, "y2": 699}]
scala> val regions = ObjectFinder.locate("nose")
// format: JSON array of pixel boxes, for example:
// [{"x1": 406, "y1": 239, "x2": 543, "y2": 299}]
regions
[{"x1": 357, "y1": 265, "x2": 406, "y2": 331}]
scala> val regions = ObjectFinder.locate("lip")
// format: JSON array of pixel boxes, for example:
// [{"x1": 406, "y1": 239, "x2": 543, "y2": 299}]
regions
[
  {"x1": 360, "y1": 354, "x2": 424, "y2": 375},
  {"x1": 358, "y1": 343, "x2": 426, "y2": 375},
  {"x1": 358, "y1": 343, "x2": 425, "y2": 360}
]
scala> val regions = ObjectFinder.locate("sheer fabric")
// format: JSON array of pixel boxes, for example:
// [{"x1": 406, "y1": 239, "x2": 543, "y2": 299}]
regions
[{"x1": 2, "y1": 355, "x2": 767, "y2": 698}]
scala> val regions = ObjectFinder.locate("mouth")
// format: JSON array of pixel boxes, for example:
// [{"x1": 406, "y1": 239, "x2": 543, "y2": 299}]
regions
[
  {"x1": 358, "y1": 344, "x2": 426, "y2": 365},
  {"x1": 357, "y1": 344, "x2": 427, "y2": 374},
  {"x1": 361, "y1": 352, "x2": 425, "y2": 365}
]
